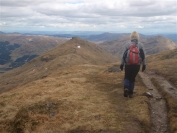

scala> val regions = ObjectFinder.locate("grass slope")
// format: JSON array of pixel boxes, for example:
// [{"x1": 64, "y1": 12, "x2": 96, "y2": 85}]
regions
[
  {"x1": 147, "y1": 48, "x2": 177, "y2": 87},
  {"x1": 0, "y1": 64, "x2": 150, "y2": 133},
  {"x1": 0, "y1": 37, "x2": 118, "y2": 94}
]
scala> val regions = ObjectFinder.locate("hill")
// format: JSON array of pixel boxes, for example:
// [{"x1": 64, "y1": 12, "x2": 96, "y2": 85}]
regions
[
  {"x1": 0, "y1": 37, "x2": 118, "y2": 94},
  {"x1": 0, "y1": 63, "x2": 151, "y2": 133},
  {"x1": 0, "y1": 34, "x2": 68, "y2": 71},
  {"x1": 98, "y1": 35, "x2": 142, "y2": 58},
  {"x1": 162, "y1": 34, "x2": 177, "y2": 44},
  {"x1": 143, "y1": 36, "x2": 177, "y2": 54},
  {"x1": 99, "y1": 35, "x2": 177, "y2": 58},
  {"x1": 0, "y1": 36, "x2": 151, "y2": 132},
  {"x1": 0, "y1": 37, "x2": 177, "y2": 133}
]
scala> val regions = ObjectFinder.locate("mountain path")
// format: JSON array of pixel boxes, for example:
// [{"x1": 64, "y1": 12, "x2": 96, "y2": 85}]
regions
[
  {"x1": 147, "y1": 71, "x2": 177, "y2": 101},
  {"x1": 139, "y1": 72, "x2": 168, "y2": 133}
]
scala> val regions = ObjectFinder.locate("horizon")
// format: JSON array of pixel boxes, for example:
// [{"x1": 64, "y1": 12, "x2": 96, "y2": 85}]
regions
[{"x1": 1, "y1": 30, "x2": 177, "y2": 36}]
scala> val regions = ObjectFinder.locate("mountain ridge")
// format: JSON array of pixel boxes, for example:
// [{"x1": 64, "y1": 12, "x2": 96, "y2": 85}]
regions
[
  {"x1": 0, "y1": 37, "x2": 118, "y2": 94},
  {"x1": 99, "y1": 35, "x2": 177, "y2": 58},
  {"x1": 0, "y1": 36, "x2": 177, "y2": 133},
  {"x1": 0, "y1": 34, "x2": 68, "y2": 71}
]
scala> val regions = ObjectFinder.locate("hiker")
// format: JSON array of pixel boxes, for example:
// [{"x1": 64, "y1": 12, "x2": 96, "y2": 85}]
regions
[{"x1": 120, "y1": 31, "x2": 146, "y2": 98}]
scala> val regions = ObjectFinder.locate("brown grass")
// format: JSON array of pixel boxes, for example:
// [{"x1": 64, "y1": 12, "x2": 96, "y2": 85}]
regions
[
  {"x1": 147, "y1": 49, "x2": 177, "y2": 87},
  {"x1": 0, "y1": 64, "x2": 150, "y2": 133}
]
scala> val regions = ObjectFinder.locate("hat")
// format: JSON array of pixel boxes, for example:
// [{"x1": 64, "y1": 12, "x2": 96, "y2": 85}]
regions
[{"x1": 130, "y1": 31, "x2": 139, "y2": 40}]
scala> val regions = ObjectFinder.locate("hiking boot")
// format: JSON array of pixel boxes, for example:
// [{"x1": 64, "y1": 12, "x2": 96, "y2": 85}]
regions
[
  {"x1": 129, "y1": 91, "x2": 133, "y2": 98},
  {"x1": 124, "y1": 88, "x2": 129, "y2": 97},
  {"x1": 129, "y1": 94, "x2": 133, "y2": 98}
]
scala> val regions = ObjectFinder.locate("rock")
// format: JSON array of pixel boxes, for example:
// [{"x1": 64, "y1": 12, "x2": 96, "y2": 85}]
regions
[
  {"x1": 49, "y1": 112, "x2": 55, "y2": 118},
  {"x1": 155, "y1": 97, "x2": 163, "y2": 100},
  {"x1": 94, "y1": 115, "x2": 101, "y2": 120},
  {"x1": 169, "y1": 87, "x2": 174, "y2": 90},
  {"x1": 142, "y1": 92, "x2": 153, "y2": 98}
]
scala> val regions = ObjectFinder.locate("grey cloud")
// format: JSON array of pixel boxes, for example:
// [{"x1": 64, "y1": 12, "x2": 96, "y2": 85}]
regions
[
  {"x1": 129, "y1": 0, "x2": 156, "y2": 7},
  {"x1": 0, "y1": 0, "x2": 176, "y2": 33},
  {"x1": 33, "y1": 1, "x2": 177, "y2": 19},
  {"x1": 0, "y1": 0, "x2": 34, "y2": 7},
  {"x1": 0, "y1": 7, "x2": 32, "y2": 18}
]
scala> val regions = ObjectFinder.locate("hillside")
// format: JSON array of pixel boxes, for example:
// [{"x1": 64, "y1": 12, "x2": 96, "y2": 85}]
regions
[
  {"x1": 146, "y1": 48, "x2": 177, "y2": 87},
  {"x1": 0, "y1": 37, "x2": 177, "y2": 133},
  {"x1": 144, "y1": 36, "x2": 177, "y2": 54},
  {"x1": 162, "y1": 34, "x2": 177, "y2": 43},
  {"x1": 98, "y1": 35, "x2": 145, "y2": 58},
  {"x1": 99, "y1": 35, "x2": 177, "y2": 58},
  {"x1": 0, "y1": 37, "x2": 118, "y2": 94},
  {"x1": 0, "y1": 34, "x2": 68, "y2": 70},
  {"x1": 143, "y1": 48, "x2": 177, "y2": 132},
  {"x1": 0, "y1": 63, "x2": 151, "y2": 133}
]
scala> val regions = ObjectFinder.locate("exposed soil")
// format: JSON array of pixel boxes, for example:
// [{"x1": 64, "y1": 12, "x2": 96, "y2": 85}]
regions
[
  {"x1": 147, "y1": 71, "x2": 177, "y2": 101},
  {"x1": 139, "y1": 70, "x2": 177, "y2": 133},
  {"x1": 139, "y1": 72, "x2": 168, "y2": 133}
]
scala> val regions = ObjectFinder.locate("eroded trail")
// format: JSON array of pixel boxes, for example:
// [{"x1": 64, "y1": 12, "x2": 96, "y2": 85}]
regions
[
  {"x1": 139, "y1": 72, "x2": 168, "y2": 133},
  {"x1": 147, "y1": 71, "x2": 177, "y2": 101}
]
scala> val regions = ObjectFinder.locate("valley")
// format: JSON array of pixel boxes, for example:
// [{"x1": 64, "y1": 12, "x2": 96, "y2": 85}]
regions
[{"x1": 0, "y1": 34, "x2": 68, "y2": 73}]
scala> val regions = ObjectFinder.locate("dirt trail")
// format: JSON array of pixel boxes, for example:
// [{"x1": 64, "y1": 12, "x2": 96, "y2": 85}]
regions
[
  {"x1": 146, "y1": 71, "x2": 177, "y2": 101},
  {"x1": 139, "y1": 72, "x2": 168, "y2": 133}
]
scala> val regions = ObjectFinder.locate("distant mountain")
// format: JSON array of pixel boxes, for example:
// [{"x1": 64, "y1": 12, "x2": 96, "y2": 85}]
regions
[
  {"x1": 0, "y1": 34, "x2": 68, "y2": 70},
  {"x1": 51, "y1": 32, "x2": 153, "y2": 42},
  {"x1": 98, "y1": 35, "x2": 130, "y2": 58},
  {"x1": 162, "y1": 34, "x2": 177, "y2": 44},
  {"x1": 0, "y1": 31, "x2": 5, "y2": 35},
  {"x1": 86, "y1": 32, "x2": 128, "y2": 42},
  {"x1": 99, "y1": 35, "x2": 177, "y2": 58},
  {"x1": 0, "y1": 37, "x2": 117, "y2": 94},
  {"x1": 143, "y1": 36, "x2": 177, "y2": 54},
  {"x1": 86, "y1": 32, "x2": 153, "y2": 42}
]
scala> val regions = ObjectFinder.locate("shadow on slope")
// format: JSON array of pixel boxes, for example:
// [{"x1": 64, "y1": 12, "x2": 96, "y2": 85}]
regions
[{"x1": 0, "y1": 34, "x2": 68, "y2": 71}]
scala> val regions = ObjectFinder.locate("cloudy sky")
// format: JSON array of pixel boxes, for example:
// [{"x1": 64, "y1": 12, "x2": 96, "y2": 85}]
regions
[{"x1": 0, "y1": 0, "x2": 177, "y2": 34}]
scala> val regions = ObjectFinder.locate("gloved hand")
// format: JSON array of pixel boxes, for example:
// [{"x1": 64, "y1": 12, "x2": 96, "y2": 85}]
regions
[
  {"x1": 142, "y1": 65, "x2": 146, "y2": 72},
  {"x1": 120, "y1": 64, "x2": 124, "y2": 71}
]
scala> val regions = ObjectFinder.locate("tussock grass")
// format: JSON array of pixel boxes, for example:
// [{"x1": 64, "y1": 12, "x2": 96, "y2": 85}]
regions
[{"x1": 0, "y1": 64, "x2": 150, "y2": 133}]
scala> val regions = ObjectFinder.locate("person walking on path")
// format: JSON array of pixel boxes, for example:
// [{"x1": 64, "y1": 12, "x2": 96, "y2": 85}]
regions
[{"x1": 120, "y1": 31, "x2": 146, "y2": 98}]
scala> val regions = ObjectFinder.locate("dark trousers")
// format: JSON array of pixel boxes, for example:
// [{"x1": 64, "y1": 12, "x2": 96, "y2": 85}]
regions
[{"x1": 124, "y1": 65, "x2": 140, "y2": 92}]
